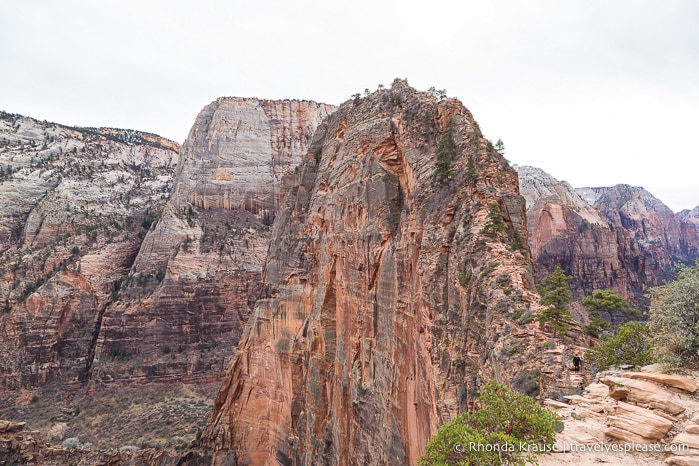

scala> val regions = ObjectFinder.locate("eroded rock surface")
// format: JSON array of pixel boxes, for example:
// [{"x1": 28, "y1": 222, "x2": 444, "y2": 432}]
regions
[
  {"x1": 90, "y1": 98, "x2": 335, "y2": 384},
  {"x1": 542, "y1": 367, "x2": 699, "y2": 466},
  {"x1": 517, "y1": 165, "x2": 699, "y2": 305},
  {"x1": 202, "y1": 80, "x2": 547, "y2": 465},
  {"x1": 0, "y1": 112, "x2": 179, "y2": 390}
]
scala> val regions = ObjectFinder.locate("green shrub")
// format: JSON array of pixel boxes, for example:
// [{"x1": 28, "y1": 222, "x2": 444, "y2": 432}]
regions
[
  {"x1": 480, "y1": 262, "x2": 499, "y2": 278},
  {"x1": 496, "y1": 273, "x2": 511, "y2": 287},
  {"x1": 419, "y1": 381, "x2": 560, "y2": 465},
  {"x1": 458, "y1": 272, "x2": 469, "y2": 287},
  {"x1": 585, "y1": 321, "x2": 652, "y2": 372},
  {"x1": 502, "y1": 340, "x2": 524, "y2": 356},
  {"x1": 648, "y1": 261, "x2": 699, "y2": 366}
]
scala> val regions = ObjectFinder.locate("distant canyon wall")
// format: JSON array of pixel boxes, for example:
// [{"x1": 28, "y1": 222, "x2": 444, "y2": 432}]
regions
[
  {"x1": 517, "y1": 165, "x2": 699, "y2": 306},
  {"x1": 0, "y1": 99, "x2": 334, "y2": 391}
]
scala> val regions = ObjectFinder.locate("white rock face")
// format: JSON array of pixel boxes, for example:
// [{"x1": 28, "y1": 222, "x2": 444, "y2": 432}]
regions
[
  {"x1": 0, "y1": 111, "x2": 180, "y2": 389},
  {"x1": 515, "y1": 164, "x2": 606, "y2": 225},
  {"x1": 679, "y1": 205, "x2": 699, "y2": 235},
  {"x1": 172, "y1": 98, "x2": 336, "y2": 213},
  {"x1": 90, "y1": 98, "x2": 337, "y2": 383}
]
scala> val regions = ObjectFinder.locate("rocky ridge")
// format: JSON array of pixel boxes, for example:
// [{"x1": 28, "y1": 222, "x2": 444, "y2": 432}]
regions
[{"x1": 200, "y1": 80, "x2": 559, "y2": 465}]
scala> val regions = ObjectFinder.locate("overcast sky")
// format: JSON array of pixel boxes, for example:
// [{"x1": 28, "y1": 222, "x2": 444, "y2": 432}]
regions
[{"x1": 1, "y1": 0, "x2": 697, "y2": 211}]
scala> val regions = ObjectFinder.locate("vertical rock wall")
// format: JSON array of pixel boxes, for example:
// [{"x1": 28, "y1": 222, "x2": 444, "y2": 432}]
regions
[
  {"x1": 203, "y1": 81, "x2": 545, "y2": 465},
  {"x1": 517, "y1": 165, "x2": 699, "y2": 306},
  {"x1": 91, "y1": 98, "x2": 335, "y2": 384}
]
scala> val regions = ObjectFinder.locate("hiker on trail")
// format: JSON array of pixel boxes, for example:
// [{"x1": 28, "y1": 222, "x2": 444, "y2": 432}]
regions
[{"x1": 573, "y1": 353, "x2": 581, "y2": 372}]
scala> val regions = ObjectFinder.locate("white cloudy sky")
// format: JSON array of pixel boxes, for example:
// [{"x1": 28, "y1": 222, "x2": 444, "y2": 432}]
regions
[{"x1": 1, "y1": 0, "x2": 697, "y2": 211}]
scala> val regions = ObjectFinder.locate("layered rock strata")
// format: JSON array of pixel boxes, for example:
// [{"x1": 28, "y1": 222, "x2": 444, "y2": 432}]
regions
[
  {"x1": 90, "y1": 99, "x2": 335, "y2": 384},
  {"x1": 542, "y1": 367, "x2": 699, "y2": 466},
  {"x1": 517, "y1": 165, "x2": 699, "y2": 305},
  {"x1": 0, "y1": 112, "x2": 179, "y2": 389},
  {"x1": 202, "y1": 80, "x2": 546, "y2": 465},
  {"x1": 578, "y1": 185, "x2": 699, "y2": 280}
]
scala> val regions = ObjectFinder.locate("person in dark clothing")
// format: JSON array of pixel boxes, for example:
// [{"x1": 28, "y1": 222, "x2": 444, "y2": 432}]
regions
[{"x1": 573, "y1": 354, "x2": 581, "y2": 372}]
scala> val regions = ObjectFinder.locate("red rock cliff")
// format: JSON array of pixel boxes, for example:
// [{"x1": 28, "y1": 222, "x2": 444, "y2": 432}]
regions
[
  {"x1": 517, "y1": 166, "x2": 699, "y2": 307},
  {"x1": 202, "y1": 80, "x2": 544, "y2": 465},
  {"x1": 0, "y1": 114, "x2": 179, "y2": 390}
]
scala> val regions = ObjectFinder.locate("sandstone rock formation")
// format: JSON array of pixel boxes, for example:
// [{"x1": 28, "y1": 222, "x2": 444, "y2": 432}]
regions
[
  {"x1": 578, "y1": 185, "x2": 699, "y2": 282},
  {"x1": 201, "y1": 80, "x2": 547, "y2": 465},
  {"x1": 517, "y1": 165, "x2": 699, "y2": 305},
  {"x1": 90, "y1": 98, "x2": 335, "y2": 384},
  {"x1": 679, "y1": 206, "x2": 699, "y2": 236},
  {"x1": 0, "y1": 112, "x2": 179, "y2": 390},
  {"x1": 541, "y1": 367, "x2": 699, "y2": 466},
  {"x1": 516, "y1": 165, "x2": 628, "y2": 300}
]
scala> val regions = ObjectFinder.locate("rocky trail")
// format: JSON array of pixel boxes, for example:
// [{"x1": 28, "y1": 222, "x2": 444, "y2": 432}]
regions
[{"x1": 542, "y1": 365, "x2": 699, "y2": 466}]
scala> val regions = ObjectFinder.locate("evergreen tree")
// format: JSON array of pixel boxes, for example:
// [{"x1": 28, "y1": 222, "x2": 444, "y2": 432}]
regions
[
  {"x1": 536, "y1": 264, "x2": 573, "y2": 338},
  {"x1": 585, "y1": 321, "x2": 652, "y2": 372},
  {"x1": 649, "y1": 260, "x2": 699, "y2": 366},
  {"x1": 419, "y1": 381, "x2": 561, "y2": 466},
  {"x1": 435, "y1": 117, "x2": 457, "y2": 184},
  {"x1": 495, "y1": 138, "x2": 505, "y2": 155},
  {"x1": 582, "y1": 289, "x2": 638, "y2": 338}
]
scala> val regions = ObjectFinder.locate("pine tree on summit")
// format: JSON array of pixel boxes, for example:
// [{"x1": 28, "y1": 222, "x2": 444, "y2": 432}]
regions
[{"x1": 536, "y1": 264, "x2": 573, "y2": 338}]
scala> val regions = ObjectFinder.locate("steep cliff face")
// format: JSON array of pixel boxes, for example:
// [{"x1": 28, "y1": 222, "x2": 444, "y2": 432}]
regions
[
  {"x1": 679, "y1": 205, "x2": 699, "y2": 240},
  {"x1": 517, "y1": 166, "x2": 699, "y2": 305},
  {"x1": 90, "y1": 99, "x2": 335, "y2": 384},
  {"x1": 0, "y1": 112, "x2": 179, "y2": 390},
  {"x1": 516, "y1": 165, "x2": 632, "y2": 302},
  {"x1": 202, "y1": 81, "x2": 547, "y2": 465},
  {"x1": 578, "y1": 185, "x2": 699, "y2": 278}
]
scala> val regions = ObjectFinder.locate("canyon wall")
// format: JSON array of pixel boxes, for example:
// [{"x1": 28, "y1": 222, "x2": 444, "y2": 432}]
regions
[
  {"x1": 202, "y1": 80, "x2": 549, "y2": 465},
  {"x1": 517, "y1": 165, "x2": 699, "y2": 305},
  {"x1": 0, "y1": 112, "x2": 179, "y2": 390},
  {"x1": 90, "y1": 98, "x2": 335, "y2": 384},
  {"x1": 0, "y1": 100, "x2": 333, "y2": 450}
]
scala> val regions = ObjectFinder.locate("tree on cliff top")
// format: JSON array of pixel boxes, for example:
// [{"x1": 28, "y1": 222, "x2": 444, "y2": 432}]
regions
[
  {"x1": 648, "y1": 260, "x2": 699, "y2": 367},
  {"x1": 419, "y1": 381, "x2": 561, "y2": 466},
  {"x1": 536, "y1": 264, "x2": 573, "y2": 338}
]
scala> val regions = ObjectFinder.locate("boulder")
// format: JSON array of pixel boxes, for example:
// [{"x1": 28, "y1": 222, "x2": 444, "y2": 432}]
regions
[
  {"x1": 666, "y1": 456, "x2": 699, "y2": 466},
  {"x1": 584, "y1": 382, "x2": 610, "y2": 399},
  {"x1": 0, "y1": 420, "x2": 26, "y2": 433},
  {"x1": 601, "y1": 375, "x2": 685, "y2": 415},
  {"x1": 605, "y1": 401, "x2": 674, "y2": 440},
  {"x1": 674, "y1": 433, "x2": 699, "y2": 450},
  {"x1": 544, "y1": 399, "x2": 570, "y2": 409},
  {"x1": 623, "y1": 372, "x2": 698, "y2": 393}
]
